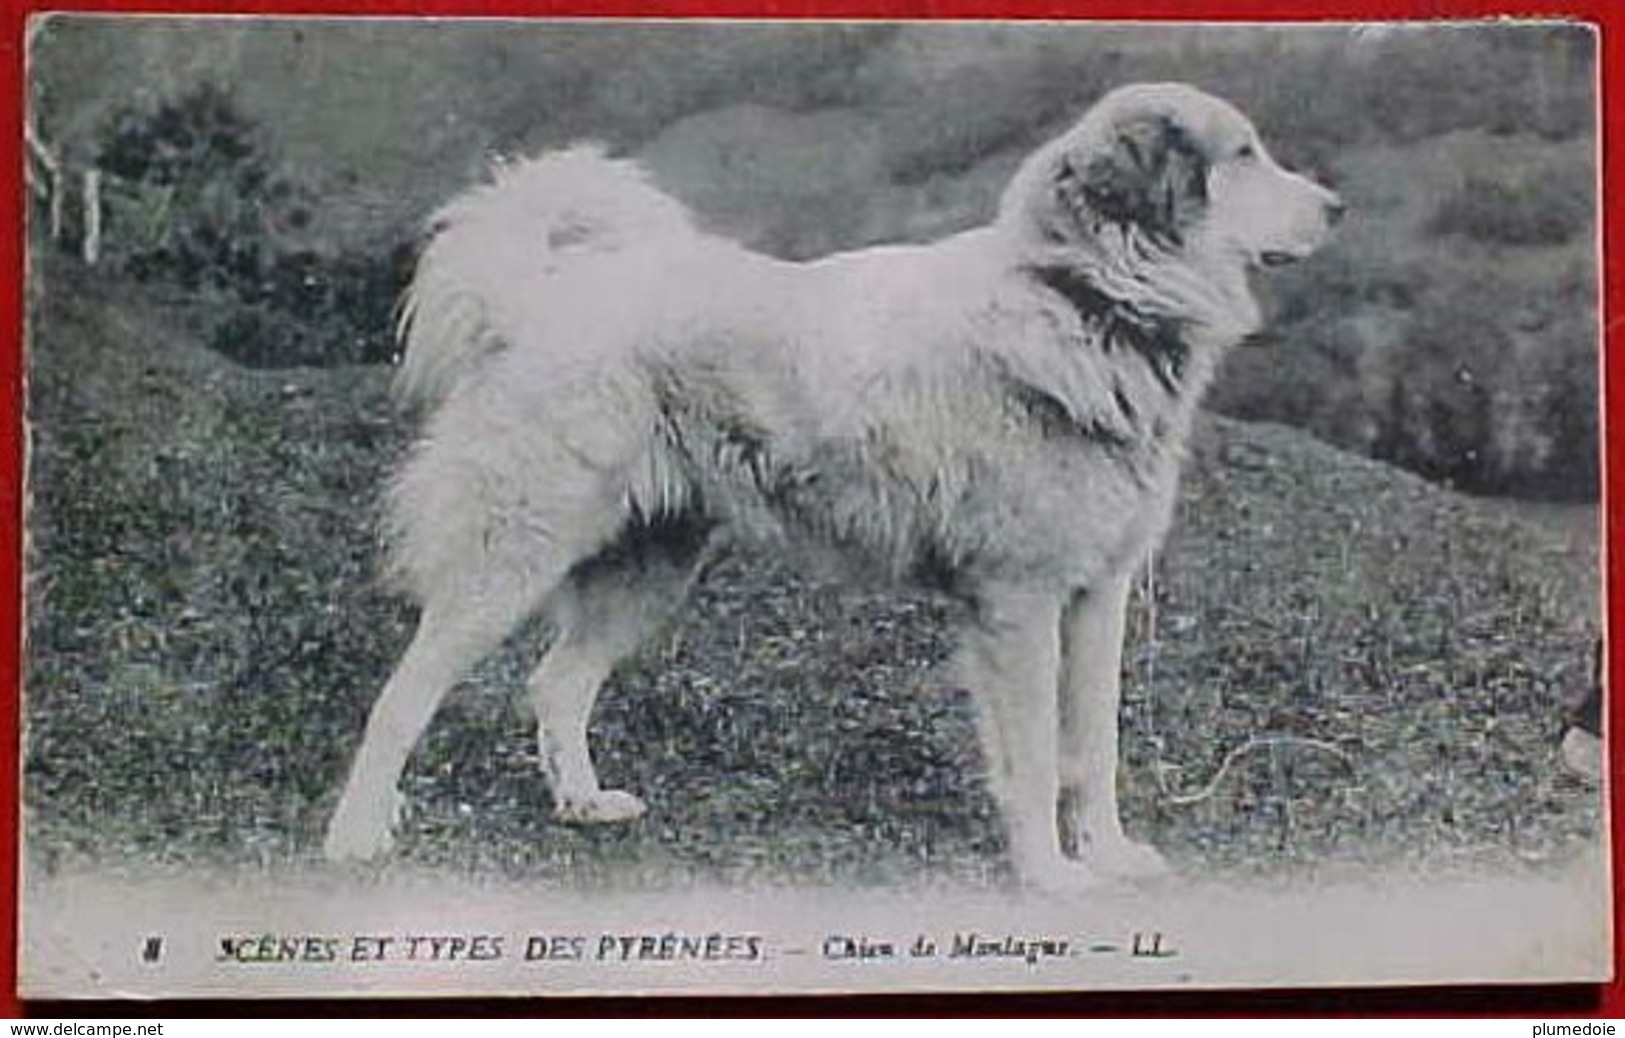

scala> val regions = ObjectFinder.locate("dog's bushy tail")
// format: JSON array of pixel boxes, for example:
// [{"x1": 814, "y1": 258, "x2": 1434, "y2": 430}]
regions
[{"x1": 394, "y1": 145, "x2": 698, "y2": 406}]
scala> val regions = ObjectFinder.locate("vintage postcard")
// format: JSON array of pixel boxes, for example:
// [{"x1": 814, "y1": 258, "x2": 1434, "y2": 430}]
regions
[{"x1": 19, "y1": 16, "x2": 1608, "y2": 998}]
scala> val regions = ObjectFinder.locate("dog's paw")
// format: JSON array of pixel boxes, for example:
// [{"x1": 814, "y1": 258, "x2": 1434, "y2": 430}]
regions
[
  {"x1": 322, "y1": 788, "x2": 404, "y2": 862},
  {"x1": 555, "y1": 789, "x2": 647, "y2": 824},
  {"x1": 1082, "y1": 838, "x2": 1171, "y2": 880}
]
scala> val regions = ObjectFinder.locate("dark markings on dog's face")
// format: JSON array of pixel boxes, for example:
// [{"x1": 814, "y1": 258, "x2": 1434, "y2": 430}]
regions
[
  {"x1": 1027, "y1": 265, "x2": 1192, "y2": 396},
  {"x1": 1073, "y1": 114, "x2": 1210, "y2": 247}
]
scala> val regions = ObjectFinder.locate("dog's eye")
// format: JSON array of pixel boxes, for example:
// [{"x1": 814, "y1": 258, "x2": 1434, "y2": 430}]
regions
[{"x1": 1235, "y1": 144, "x2": 1257, "y2": 161}]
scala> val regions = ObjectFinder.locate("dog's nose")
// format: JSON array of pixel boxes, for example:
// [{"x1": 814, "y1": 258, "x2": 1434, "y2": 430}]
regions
[{"x1": 1325, "y1": 195, "x2": 1348, "y2": 226}]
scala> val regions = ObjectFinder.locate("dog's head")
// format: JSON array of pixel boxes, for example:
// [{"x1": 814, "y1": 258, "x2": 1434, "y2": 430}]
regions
[{"x1": 1002, "y1": 82, "x2": 1343, "y2": 325}]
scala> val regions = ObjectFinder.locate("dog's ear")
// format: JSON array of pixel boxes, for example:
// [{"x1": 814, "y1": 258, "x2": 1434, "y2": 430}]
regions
[{"x1": 1066, "y1": 114, "x2": 1209, "y2": 245}]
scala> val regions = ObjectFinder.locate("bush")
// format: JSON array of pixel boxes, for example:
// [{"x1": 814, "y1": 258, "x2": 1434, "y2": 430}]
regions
[
  {"x1": 1427, "y1": 173, "x2": 1593, "y2": 247},
  {"x1": 1367, "y1": 278, "x2": 1597, "y2": 499},
  {"x1": 208, "y1": 245, "x2": 413, "y2": 367},
  {"x1": 1219, "y1": 252, "x2": 1598, "y2": 501},
  {"x1": 98, "y1": 85, "x2": 307, "y2": 289},
  {"x1": 95, "y1": 85, "x2": 406, "y2": 367}
]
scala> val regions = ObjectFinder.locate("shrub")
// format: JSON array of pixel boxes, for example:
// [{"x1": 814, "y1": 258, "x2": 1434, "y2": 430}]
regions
[
  {"x1": 1427, "y1": 173, "x2": 1593, "y2": 248},
  {"x1": 95, "y1": 85, "x2": 406, "y2": 367},
  {"x1": 208, "y1": 245, "x2": 413, "y2": 367},
  {"x1": 98, "y1": 85, "x2": 309, "y2": 289},
  {"x1": 1368, "y1": 280, "x2": 1597, "y2": 500},
  {"x1": 1220, "y1": 257, "x2": 1598, "y2": 501},
  {"x1": 1214, "y1": 206, "x2": 1598, "y2": 502}
]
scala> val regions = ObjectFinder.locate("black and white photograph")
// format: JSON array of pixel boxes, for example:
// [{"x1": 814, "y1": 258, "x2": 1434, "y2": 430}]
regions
[{"x1": 20, "y1": 16, "x2": 1607, "y2": 998}]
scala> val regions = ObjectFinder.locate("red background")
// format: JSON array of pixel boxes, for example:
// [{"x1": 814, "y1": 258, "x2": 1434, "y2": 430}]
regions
[{"x1": 0, "y1": 0, "x2": 1617, "y2": 1017}]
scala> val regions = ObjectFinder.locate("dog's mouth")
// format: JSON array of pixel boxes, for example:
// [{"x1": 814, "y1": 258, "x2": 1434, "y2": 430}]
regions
[{"x1": 1257, "y1": 250, "x2": 1302, "y2": 269}]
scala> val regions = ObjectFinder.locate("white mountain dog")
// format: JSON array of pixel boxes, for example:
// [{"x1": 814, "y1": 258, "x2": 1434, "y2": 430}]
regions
[{"x1": 324, "y1": 82, "x2": 1343, "y2": 889}]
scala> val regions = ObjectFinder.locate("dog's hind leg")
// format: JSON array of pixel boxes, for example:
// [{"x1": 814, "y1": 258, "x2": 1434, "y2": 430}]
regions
[
  {"x1": 528, "y1": 519, "x2": 712, "y2": 824},
  {"x1": 1057, "y1": 573, "x2": 1170, "y2": 879},
  {"x1": 323, "y1": 570, "x2": 560, "y2": 862}
]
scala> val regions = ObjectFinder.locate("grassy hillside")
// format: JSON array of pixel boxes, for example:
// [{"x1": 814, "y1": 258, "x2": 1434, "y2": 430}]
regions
[{"x1": 23, "y1": 259, "x2": 1600, "y2": 886}]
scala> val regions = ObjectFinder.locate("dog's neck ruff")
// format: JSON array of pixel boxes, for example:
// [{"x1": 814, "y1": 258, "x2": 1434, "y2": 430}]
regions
[
  {"x1": 1024, "y1": 227, "x2": 1260, "y2": 344},
  {"x1": 1013, "y1": 243, "x2": 1249, "y2": 459},
  {"x1": 1026, "y1": 264, "x2": 1193, "y2": 395}
]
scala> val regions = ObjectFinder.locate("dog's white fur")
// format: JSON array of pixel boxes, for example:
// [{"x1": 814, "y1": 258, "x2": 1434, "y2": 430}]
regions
[{"x1": 324, "y1": 83, "x2": 1341, "y2": 888}]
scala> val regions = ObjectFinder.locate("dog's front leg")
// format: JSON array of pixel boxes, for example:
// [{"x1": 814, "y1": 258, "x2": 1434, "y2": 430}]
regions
[
  {"x1": 958, "y1": 588, "x2": 1091, "y2": 890},
  {"x1": 1057, "y1": 573, "x2": 1170, "y2": 879}
]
